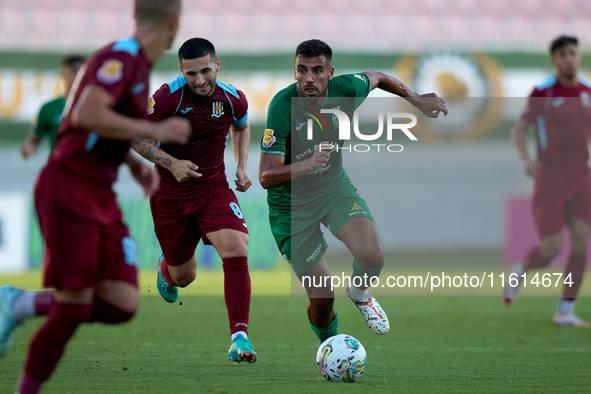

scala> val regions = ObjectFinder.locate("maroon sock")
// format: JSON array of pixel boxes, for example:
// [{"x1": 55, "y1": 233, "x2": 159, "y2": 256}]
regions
[
  {"x1": 16, "y1": 372, "x2": 42, "y2": 394},
  {"x1": 159, "y1": 257, "x2": 177, "y2": 286},
  {"x1": 21, "y1": 302, "x2": 92, "y2": 391},
  {"x1": 562, "y1": 253, "x2": 586, "y2": 300},
  {"x1": 222, "y1": 257, "x2": 251, "y2": 334},
  {"x1": 87, "y1": 296, "x2": 136, "y2": 324},
  {"x1": 34, "y1": 291, "x2": 54, "y2": 316},
  {"x1": 523, "y1": 246, "x2": 551, "y2": 269}
]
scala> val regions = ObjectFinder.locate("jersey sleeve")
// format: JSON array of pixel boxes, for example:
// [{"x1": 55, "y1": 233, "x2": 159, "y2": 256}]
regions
[
  {"x1": 261, "y1": 95, "x2": 290, "y2": 156},
  {"x1": 147, "y1": 84, "x2": 177, "y2": 121},
  {"x1": 339, "y1": 73, "x2": 372, "y2": 109},
  {"x1": 520, "y1": 87, "x2": 543, "y2": 124},
  {"x1": 231, "y1": 89, "x2": 249, "y2": 128},
  {"x1": 33, "y1": 104, "x2": 49, "y2": 138},
  {"x1": 84, "y1": 51, "x2": 136, "y2": 104}
]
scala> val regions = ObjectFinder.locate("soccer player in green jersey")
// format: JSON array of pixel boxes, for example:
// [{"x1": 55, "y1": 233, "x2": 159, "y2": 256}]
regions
[
  {"x1": 259, "y1": 39, "x2": 447, "y2": 342},
  {"x1": 21, "y1": 55, "x2": 86, "y2": 159}
]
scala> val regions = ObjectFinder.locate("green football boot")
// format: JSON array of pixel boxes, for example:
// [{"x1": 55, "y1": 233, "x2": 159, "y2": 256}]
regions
[
  {"x1": 228, "y1": 335, "x2": 257, "y2": 364},
  {"x1": 156, "y1": 254, "x2": 178, "y2": 303}
]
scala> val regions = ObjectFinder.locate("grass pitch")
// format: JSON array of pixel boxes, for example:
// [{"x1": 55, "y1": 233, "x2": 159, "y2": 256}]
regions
[{"x1": 1, "y1": 268, "x2": 590, "y2": 393}]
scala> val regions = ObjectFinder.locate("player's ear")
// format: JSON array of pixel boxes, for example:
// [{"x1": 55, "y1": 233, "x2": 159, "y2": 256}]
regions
[
  {"x1": 328, "y1": 66, "x2": 335, "y2": 81},
  {"x1": 215, "y1": 57, "x2": 220, "y2": 72},
  {"x1": 178, "y1": 62, "x2": 182, "y2": 73}
]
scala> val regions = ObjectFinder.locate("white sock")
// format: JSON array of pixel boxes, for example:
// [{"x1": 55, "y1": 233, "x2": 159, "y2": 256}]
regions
[
  {"x1": 557, "y1": 300, "x2": 575, "y2": 315},
  {"x1": 349, "y1": 286, "x2": 369, "y2": 301},
  {"x1": 12, "y1": 290, "x2": 36, "y2": 321},
  {"x1": 231, "y1": 331, "x2": 247, "y2": 341}
]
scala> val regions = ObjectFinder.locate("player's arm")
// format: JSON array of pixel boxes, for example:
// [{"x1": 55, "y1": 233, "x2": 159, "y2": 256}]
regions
[
  {"x1": 20, "y1": 129, "x2": 42, "y2": 159},
  {"x1": 124, "y1": 150, "x2": 159, "y2": 197},
  {"x1": 231, "y1": 121, "x2": 252, "y2": 192},
  {"x1": 131, "y1": 136, "x2": 201, "y2": 183},
  {"x1": 259, "y1": 143, "x2": 334, "y2": 189},
  {"x1": 361, "y1": 70, "x2": 448, "y2": 118},
  {"x1": 510, "y1": 118, "x2": 539, "y2": 177},
  {"x1": 72, "y1": 85, "x2": 190, "y2": 143},
  {"x1": 21, "y1": 110, "x2": 46, "y2": 159}
]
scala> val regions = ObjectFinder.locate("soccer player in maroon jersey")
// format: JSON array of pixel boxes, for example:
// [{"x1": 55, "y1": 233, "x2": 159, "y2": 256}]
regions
[
  {"x1": 504, "y1": 35, "x2": 591, "y2": 327},
  {"x1": 1, "y1": 1, "x2": 191, "y2": 392},
  {"x1": 131, "y1": 37, "x2": 257, "y2": 363}
]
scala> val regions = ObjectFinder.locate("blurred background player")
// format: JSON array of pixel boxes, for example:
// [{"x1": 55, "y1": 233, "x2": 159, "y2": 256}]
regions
[
  {"x1": 132, "y1": 37, "x2": 256, "y2": 363},
  {"x1": 259, "y1": 39, "x2": 447, "y2": 342},
  {"x1": 20, "y1": 55, "x2": 86, "y2": 159},
  {"x1": 1, "y1": 1, "x2": 190, "y2": 392},
  {"x1": 504, "y1": 35, "x2": 591, "y2": 327},
  {"x1": 2, "y1": 55, "x2": 86, "y2": 356}
]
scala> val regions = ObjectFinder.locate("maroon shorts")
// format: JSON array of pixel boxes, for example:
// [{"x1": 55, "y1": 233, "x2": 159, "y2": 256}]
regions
[
  {"x1": 533, "y1": 181, "x2": 591, "y2": 238},
  {"x1": 34, "y1": 163, "x2": 138, "y2": 290},
  {"x1": 150, "y1": 181, "x2": 248, "y2": 266}
]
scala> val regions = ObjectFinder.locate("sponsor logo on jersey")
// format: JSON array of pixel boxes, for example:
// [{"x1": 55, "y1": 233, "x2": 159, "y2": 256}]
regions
[
  {"x1": 180, "y1": 107, "x2": 193, "y2": 114},
  {"x1": 354, "y1": 74, "x2": 367, "y2": 83},
  {"x1": 581, "y1": 92, "x2": 591, "y2": 108},
  {"x1": 97, "y1": 59, "x2": 124, "y2": 85},
  {"x1": 132, "y1": 83, "x2": 145, "y2": 95},
  {"x1": 262, "y1": 129, "x2": 276, "y2": 148},
  {"x1": 147, "y1": 96, "x2": 155, "y2": 115},
  {"x1": 212, "y1": 101, "x2": 224, "y2": 118},
  {"x1": 349, "y1": 202, "x2": 368, "y2": 216},
  {"x1": 552, "y1": 97, "x2": 565, "y2": 107},
  {"x1": 295, "y1": 122, "x2": 307, "y2": 130}
]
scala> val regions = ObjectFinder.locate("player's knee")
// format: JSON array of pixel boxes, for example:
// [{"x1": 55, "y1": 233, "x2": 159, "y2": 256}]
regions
[
  {"x1": 570, "y1": 231, "x2": 591, "y2": 253},
  {"x1": 219, "y1": 242, "x2": 248, "y2": 259},
  {"x1": 356, "y1": 248, "x2": 384, "y2": 271},
  {"x1": 540, "y1": 239, "x2": 562, "y2": 260},
  {"x1": 172, "y1": 268, "x2": 196, "y2": 288}
]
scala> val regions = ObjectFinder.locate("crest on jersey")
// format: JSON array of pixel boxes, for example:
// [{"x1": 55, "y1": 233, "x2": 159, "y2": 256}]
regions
[
  {"x1": 212, "y1": 101, "x2": 224, "y2": 118},
  {"x1": 97, "y1": 59, "x2": 124, "y2": 85},
  {"x1": 262, "y1": 129, "x2": 276, "y2": 148},
  {"x1": 147, "y1": 96, "x2": 155, "y2": 115}
]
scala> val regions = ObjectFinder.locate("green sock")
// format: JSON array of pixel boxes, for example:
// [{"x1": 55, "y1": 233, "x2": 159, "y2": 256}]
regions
[
  {"x1": 351, "y1": 258, "x2": 382, "y2": 290},
  {"x1": 310, "y1": 315, "x2": 338, "y2": 343}
]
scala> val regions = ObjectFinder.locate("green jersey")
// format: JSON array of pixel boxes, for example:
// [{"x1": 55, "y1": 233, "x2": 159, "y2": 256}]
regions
[
  {"x1": 33, "y1": 96, "x2": 65, "y2": 153},
  {"x1": 262, "y1": 73, "x2": 372, "y2": 212}
]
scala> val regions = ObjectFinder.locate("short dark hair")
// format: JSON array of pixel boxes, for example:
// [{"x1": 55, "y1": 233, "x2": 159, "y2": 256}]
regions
[
  {"x1": 62, "y1": 55, "x2": 85, "y2": 69},
  {"x1": 178, "y1": 38, "x2": 216, "y2": 62},
  {"x1": 135, "y1": 0, "x2": 180, "y2": 26},
  {"x1": 550, "y1": 35, "x2": 578, "y2": 54},
  {"x1": 295, "y1": 39, "x2": 332, "y2": 63}
]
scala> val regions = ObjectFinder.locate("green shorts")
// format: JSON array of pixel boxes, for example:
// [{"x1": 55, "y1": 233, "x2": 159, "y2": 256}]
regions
[{"x1": 269, "y1": 185, "x2": 374, "y2": 276}]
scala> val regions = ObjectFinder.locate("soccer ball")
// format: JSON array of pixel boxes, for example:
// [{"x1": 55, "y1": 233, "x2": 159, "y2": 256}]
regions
[{"x1": 316, "y1": 334, "x2": 367, "y2": 383}]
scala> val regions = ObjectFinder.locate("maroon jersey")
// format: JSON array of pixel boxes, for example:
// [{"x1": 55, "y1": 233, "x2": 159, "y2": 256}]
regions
[
  {"x1": 148, "y1": 76, "x2": 248, "y2": 200},
  {"x1": 50, "y1": 37, "x2": 152, "y2": 187},
  {"x1": 521, "y1": 75, "x2": 591, "y2": 196}
]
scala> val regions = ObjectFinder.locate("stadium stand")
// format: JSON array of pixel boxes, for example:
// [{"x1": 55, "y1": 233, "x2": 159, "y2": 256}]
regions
[{"x1": 0, "y1": 0, "x2": 590, "y2": 51}]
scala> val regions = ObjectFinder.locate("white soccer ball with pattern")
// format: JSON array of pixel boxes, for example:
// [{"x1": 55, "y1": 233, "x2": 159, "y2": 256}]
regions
[{"x1": 316, "y1": 334, "x2": 367, "y2": 382}]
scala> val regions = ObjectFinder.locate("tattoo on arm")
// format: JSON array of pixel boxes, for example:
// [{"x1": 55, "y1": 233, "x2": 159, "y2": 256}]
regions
[{"x1": 133, "y1": 138, "x2": 172, "y2": 167}]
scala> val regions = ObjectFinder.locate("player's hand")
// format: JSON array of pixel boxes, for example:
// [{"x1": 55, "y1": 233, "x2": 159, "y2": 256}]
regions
[
  {"x1": 170, "y1": 159, "x2": 202, "y2": 183},
  {"x1": 130, "y1": 161, "x2": 160, "y2": 197},
  {"x1": 414, "y1": 93, "x2": 448, "y2": 118},
  {"x1": 235, "y1": 168, "x2": 252, "y2": 192},
  {"x1": 523, "y1": 158, "x2": 541, "y2": 178},
  {"x1": 152, "y1": 117, "x2": 191, "y2": 144},
  {"x1": 20, "y1": 142, "x2": 36, "y2": 159},
  {"x1": 307, "y1": 142, "x2": 334, "y2": 171}
]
